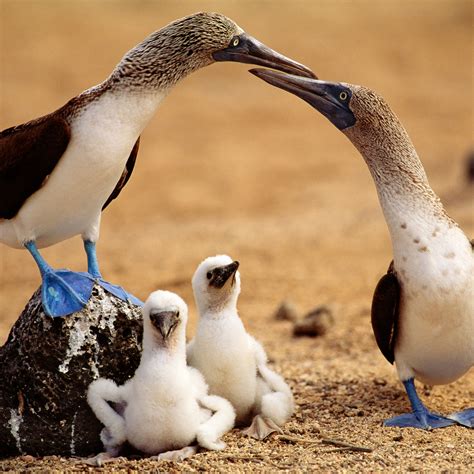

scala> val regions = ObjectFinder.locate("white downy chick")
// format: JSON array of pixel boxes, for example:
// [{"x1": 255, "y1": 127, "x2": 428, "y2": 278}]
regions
[
  {"x1": 87, "y1": 290, "x2": 235, "y2": 465},
  {"x1": 187, "y1": 255, "x2": 294, "y2": 439}
]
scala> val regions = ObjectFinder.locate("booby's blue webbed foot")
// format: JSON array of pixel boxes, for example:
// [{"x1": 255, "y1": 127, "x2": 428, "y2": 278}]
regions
[
  {"x1": 384, "y1": 411, "x2": 455, "y2": 429},
  {"x1": 97, "y1": 280, "x2": 143, "y2": 306},
  {"x1": 25, "y1": 241, "x2": 95, "y2": 317},
  {"x1": 448, "y1": 408, "x2": 474, "y2": 428},
  {"x1": 84, "y1": 240, "x2": 143, "y2": 307},
  {"x1": 384, "y1": 378, "x2": 455, "y2": 430}
]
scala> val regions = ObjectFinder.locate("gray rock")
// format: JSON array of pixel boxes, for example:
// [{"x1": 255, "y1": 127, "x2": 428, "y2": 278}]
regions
[
  {"x1": 0, "y1": 284, "x2": 143, "y2": 457},
  {"x1": 293, "y1": 305, "x2": 334, "y2": 337}
]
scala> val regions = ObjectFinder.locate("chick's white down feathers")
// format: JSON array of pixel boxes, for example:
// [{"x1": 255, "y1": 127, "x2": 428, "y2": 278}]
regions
[
  {"x1": 187, "y1": 255, "x2": 294, "y2": 436},
  {"x1": 87, "y1": 290, "x2": 235, "y2": 458}
]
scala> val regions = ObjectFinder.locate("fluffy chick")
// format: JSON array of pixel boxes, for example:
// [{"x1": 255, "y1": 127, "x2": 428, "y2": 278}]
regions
[
  {"x1": 87, "y1": 290, "x2": 235, "y2": 465},
  {"x1": 187, "y1": 255, "x2": 294, "y2": 439}
]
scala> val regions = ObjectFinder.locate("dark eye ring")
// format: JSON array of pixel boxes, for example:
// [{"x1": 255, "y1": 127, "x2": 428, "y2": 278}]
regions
[
  {"x1": 206, "y1": 272, "x2": 212, "y2": 279},
  {"x1": 339, "y1": 91, "x2": 348, "y2": 101},
  {"x1": 231, "y1": 37, "x2": 240, "y2": 47}
]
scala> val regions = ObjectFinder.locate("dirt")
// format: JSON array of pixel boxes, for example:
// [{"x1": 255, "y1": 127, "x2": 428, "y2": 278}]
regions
[{"x1": 0, "y1": 0, "x2": 473, "y2": 472}]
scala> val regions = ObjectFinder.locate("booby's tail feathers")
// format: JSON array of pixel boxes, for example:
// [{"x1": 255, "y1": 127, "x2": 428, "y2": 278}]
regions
[{"x1": 196, "y1": 395, "x2": 235, "y2": 451}]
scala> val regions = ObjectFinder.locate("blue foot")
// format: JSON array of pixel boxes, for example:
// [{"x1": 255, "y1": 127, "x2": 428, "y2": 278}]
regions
[
  {"x1": 41, "y1": 269, "x2": 95, "y2": 317},
  {"x1": 384, "y1": 378, "x2": 455, "y2": 430},
  {"x1": 97, "y1": 279, "x2": 143, "y2": 306},
  {"x1": 25, "y1": 241, "x2": 95, "y2": 317},
  {"x1": 384, "y1": 411, "x2": 455, "y2": 429},
  {"x1": 448, "y1": 408, "x2": 474, "y2": 428}
]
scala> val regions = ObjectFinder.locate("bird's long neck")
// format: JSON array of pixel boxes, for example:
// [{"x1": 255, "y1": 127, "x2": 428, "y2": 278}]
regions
[
  {"x1": 105, "y1": 27, "x2": 209, "y2": 94},
  {"x1": 344, "y1": 121, "x2": 452, "y2": 238}
]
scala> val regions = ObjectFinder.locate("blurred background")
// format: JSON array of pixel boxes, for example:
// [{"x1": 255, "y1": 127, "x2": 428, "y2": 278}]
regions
[{"x1": 1, "y1": 0, "x2": 472, "y2": 343}]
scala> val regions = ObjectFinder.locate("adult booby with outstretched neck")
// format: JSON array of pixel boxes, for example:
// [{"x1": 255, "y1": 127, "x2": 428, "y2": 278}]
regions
[
  {"x1": 0, "y1": 12, "x2": 315, "y2": 317},
  {"x1": 251, "y1": 69, "x2": 473, "y2": 430}
]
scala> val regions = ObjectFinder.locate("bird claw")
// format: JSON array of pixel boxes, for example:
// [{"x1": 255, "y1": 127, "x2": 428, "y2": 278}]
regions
[
  {"x1": 150, "y1": 445, "x2": 198, "y2": 461},
  {"x1": 384, "y1": 410, "x2": 455, "y2": 430},
  {"x1": 96, "y1": 279, "x2": 143, "y2": 306},
  {"x1": 243, "y1": 415, "x2": 283, "y2": 440},
  {"x1": 80, "y1": 452, "x2": 126, "y2": 467},
  {"x1": 447, "y1": 408, "x2": 474, "y2": 428}
]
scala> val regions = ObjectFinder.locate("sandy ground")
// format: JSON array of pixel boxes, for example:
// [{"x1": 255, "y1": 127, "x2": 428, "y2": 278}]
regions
[{"x1": 0, "y1": 0, "x2": 473, "y2": 471}]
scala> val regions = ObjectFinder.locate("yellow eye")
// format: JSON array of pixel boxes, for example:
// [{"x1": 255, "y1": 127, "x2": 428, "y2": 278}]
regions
[
  {"x1": 232, "y1": 37, "x2": 240, "y2": 47},
  {"x1": 339, "y1": 91, "x2": 348, "y2": 101}
]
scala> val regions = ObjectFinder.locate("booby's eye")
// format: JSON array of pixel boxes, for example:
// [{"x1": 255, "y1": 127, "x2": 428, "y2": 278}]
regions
[
  {"x1": 231, "y1": 37, "x2": 240, "y2": 47},
  {"x1": 206, "y1": 271, "x2": 212, "y2": 280},
  {"x1": 339, "y1": 91, "x2": 348, "y2": 101}
]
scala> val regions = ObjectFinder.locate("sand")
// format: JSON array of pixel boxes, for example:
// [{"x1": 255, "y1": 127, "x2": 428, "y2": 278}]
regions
[{"x1": 0, "y1": 0, "x2": 473, "y2": 472}]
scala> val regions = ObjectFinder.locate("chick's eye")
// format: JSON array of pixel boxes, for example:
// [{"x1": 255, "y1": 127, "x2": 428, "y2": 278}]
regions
[
  {"x1": 231, "y1": 37, "x2": 240, "y2": 47},
  {"x1": 206, "y1": 272, "x2": 212, "y2": 279},
  {"x1": 339, "y1": 91, "x2": 348, "y2": 101}
]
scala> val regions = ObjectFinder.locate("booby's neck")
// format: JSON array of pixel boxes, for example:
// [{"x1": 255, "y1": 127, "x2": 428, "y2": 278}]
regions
[
  {"x1": 105, "y1": 26, "x2": 213, "y2": 94},
  {"x1": 68, "y1": 83, "x2": 166, "y2": 138},
  {"x1": 63, "y1": 24, "x2": 212, "y2": 126},
  {"x1": 344, "y1": 121, "x2": 452, "y2": 237},
  {"x1": 198, "y1": 300, "x2": 240, "y2": 321},
  {"x1": 141, "y1": 327, "x2": 187, "y2": 365}
]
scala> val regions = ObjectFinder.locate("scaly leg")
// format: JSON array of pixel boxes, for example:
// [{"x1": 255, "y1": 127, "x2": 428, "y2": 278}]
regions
[
  {"x1": 384, "y1": 378, "x2": 455, "y2": 430},
  {"x1": 83, "y1": 240, "x2": 143, "y2": 306},
  {"x1": 25, "y1": 241, "x2": 94, "y2": 317}
]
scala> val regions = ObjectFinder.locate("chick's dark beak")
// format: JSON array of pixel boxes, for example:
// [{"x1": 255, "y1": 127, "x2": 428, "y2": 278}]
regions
[
  {"x1": 149, "y1": 310, "x2": 180, "y2": 339},
  {"x1": 209, "y1": 261, "x2": 240, "y2": 289},
  {"x1": 213, "y1": 33, "x2": 316, "y2": 79},
  {"x1": 249, "y1": 68, "x2": 356, "y2": 130}
]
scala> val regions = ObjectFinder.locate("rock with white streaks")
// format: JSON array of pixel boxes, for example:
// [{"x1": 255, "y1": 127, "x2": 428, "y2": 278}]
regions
[{"x1": 0, "y1": 284, "x2": 142, "y2": 457}]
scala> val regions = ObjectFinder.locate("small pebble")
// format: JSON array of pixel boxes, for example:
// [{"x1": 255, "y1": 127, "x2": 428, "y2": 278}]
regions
[
  {"x1": 273, "y1": 300, "x2": 299, "y2": 322},
  {"x1": 293, "y1": 305, "x2": 334, "y2": 337}
]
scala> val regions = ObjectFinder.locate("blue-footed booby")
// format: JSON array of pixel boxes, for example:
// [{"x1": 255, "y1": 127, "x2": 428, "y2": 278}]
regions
[
  {"x1": 86, "y1": 290, "x2": 235, "y2": 465},
  {"x1": 187, "y1": 255, "x2": 294, "y2": 439},
  {"x1": 0, "y1": 12, "x2": 315, "y2": 317},
  {"x1": 250, "y1": 69, "x2": 473, "y2": 430}
]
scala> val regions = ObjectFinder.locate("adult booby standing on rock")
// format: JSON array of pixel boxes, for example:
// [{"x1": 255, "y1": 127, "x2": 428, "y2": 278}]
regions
[
  {"x1": 87, "y1": 290, "x2": 235, "y2": 465},
  {"x1": 0, "y1": 12, "x2": 315, "y2": 317},
  {"x1": 251, "y1": 69, "x2": 473, "y2": 429},
  {"x1": 187, "y1": 255, "x2": 294, "y2": 439}
]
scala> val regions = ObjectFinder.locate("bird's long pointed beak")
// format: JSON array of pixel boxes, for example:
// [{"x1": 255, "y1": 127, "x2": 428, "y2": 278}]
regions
[
  {"x1": 249, "y1": 68, "x2": 356, "y2": 130},
  {"x1": 213, "y1": 33, "x2": 316, "y2": 79},
  {"x1": 149, "y1": 310, "x2": 179, "y2": 339},
  {"x1": 250, "y1": 68, "x2": 333, "y2": 104},
  {"x1": 209, "y1": 261, "x2": 240, "y2": 289}
]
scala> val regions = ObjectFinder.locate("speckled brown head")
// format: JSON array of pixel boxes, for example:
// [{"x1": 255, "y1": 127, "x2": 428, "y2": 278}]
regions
[{"x1": 110, "y1": 12, "x2": 315, "y2": 91}]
